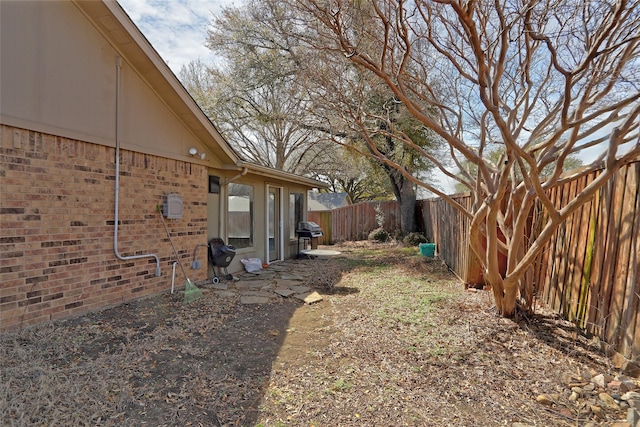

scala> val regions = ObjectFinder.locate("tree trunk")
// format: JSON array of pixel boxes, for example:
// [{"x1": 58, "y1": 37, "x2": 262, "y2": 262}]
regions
[
  {"x1": 399, "y1": 181, "x2": 417, "y2": 232},
  {"x1": 486, "y1": 272, "x2": 518, "y2": 317},
  {"x1": 468, "y1": 204, "x2": 518, "y2": 317},
  {"x1": 388, "y1": 169, "x2": 418, "y2": 232},
  {"x1": 503, "y1": 281, "x2": 518, "y2": 317}
]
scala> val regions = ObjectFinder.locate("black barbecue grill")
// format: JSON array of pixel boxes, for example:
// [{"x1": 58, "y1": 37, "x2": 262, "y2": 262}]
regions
[
  {"x1": 295, "y1": 221, "x2": 324, "y2": 257},
  {"x1": 208, "y1": 238, "x2": 236, "y2": 283}
]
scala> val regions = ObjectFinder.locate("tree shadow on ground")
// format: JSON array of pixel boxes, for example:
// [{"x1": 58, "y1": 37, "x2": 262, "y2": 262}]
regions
[
  {"x1": 515, "y1": 308, "x2": 608, "y2": 369},
  {"x1": 0, "y1": 254, "x2": 365, "y2": 426}
]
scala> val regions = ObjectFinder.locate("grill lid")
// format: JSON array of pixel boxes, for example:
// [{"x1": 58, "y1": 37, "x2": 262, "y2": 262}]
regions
[
  {"x1": 298, "y1": 221, "x2": 321, "y2": 232},
  {"x1": 297, "y1": 221, "x2": 323, "y2": 237}
]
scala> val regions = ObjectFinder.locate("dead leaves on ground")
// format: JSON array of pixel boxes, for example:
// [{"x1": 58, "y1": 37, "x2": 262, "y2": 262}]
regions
[{"x1": 1, "y1": 244, "x2": 626, "y2": 426}]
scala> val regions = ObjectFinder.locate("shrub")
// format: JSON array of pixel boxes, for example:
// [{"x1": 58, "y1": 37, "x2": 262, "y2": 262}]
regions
[
  {"x1": 393, "y1": 229, "x2": 407, "y2": 242},
  {"x1": 402, "y1": 232, "x2": 427, "y2": 246},
  {"x1": 368, "y1": 227, "x2": 390, "y2": 242}
]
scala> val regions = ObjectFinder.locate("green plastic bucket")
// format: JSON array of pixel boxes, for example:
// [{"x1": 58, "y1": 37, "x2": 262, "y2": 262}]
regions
[{"x1": 419, "y1": 243, "x2": 436, "y2": 257}]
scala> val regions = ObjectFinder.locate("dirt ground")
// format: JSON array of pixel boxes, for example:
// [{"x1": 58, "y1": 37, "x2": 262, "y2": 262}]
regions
[{"x1": 1, "y1": 242, "x2": 633, "y2": 426}]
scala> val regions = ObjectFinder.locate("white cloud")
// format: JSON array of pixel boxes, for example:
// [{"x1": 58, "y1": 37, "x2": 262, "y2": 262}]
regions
[{"x1": 117, "y1": 0, "x2": 239, "y2": 74}]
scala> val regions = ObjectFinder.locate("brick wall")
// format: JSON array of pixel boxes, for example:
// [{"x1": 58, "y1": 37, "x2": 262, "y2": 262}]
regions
[{"x1": 0, "y1": 125, "x2": 209, "y2": 332}]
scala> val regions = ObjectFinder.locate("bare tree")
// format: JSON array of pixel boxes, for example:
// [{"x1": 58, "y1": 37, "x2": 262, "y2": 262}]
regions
[
  {"x1": 293, "y1": 0, "x2": 640, "y2": 316},
  {"x1": 180, "y1": 57, "x2": 396, "y2": 200},
  {"x1": 181, "y1": 0, "x2": 442, "y2": 230},
  {"x1": 454, "y1": 149, "x2": 584, "y2": 193},
  {"x1": 178, "y1": 1, "x2": 341, "y2": 176}
]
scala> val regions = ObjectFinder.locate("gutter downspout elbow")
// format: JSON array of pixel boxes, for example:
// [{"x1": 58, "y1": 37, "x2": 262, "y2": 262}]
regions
[
  {"x1": 113, "y1": 56, "x2": 161, "y2": 277},
  {"x1": 220, "y1": 166, "x2": 248, "y2": 187}
]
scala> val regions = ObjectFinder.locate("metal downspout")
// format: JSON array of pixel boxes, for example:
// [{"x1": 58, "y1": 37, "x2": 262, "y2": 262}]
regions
[{"x1": 114, "y1": 56, "x2": 161, "y2": 277}]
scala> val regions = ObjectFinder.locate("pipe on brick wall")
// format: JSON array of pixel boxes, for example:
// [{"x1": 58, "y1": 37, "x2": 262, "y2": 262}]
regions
[
  {"x1": 171, "y1": 262, "x2": 178, "y2": 294},
  {"x1": 113, "y1": 56, "x2": 161, "y2": 277}
]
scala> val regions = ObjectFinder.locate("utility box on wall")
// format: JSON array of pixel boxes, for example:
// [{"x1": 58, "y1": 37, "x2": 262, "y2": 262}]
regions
[{"x1": 163, "y1": 193, "x2": 184, "y2": 219}]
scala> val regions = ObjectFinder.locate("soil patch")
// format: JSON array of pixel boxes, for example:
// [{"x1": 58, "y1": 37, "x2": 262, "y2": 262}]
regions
[{"x1": 1, "y1": 243, "x2": 631, "y2": 426}]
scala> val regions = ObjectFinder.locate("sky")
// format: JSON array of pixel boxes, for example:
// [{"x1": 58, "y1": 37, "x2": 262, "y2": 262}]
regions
[
  {"x1": 116, "y1": 0, "x2": 619, "y2": 193},
  {"x1": 116, "y1": 0, "x2": 452, "y2": 194},
  {"x1": 117, "y1": 0, "x2": 239, "y2": 75}
]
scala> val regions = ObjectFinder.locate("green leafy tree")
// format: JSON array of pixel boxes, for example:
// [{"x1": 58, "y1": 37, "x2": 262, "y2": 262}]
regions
[{"x1": 316, "y1": 148, "x2": 393, "y2": 202}]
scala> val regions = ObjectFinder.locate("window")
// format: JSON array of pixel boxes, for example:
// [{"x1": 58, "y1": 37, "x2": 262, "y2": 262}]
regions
[
  {"x1": 289, "y1": 192, "x2": 304, "y2": 239},
  {"x1": 208, "y1": 176, "x2": 220, "y2": 194},
  {"x1": 228, "y1": 183, "x2": 253, "y2": 249}
]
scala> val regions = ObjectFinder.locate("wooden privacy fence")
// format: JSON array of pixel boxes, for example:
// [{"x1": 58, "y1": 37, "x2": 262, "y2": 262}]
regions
[
  {"x1": 309, "y1": 197, "x2": 481, "y2": 283},
  {"x1": 417, "y1": 162, "x2": 639, "y2": 368},
  {"x1": 534, "y1": 161, "x2": 639, "y2": 369},
  {"x1": 311, "y1": 161, "x2": 639, "y2": 369},
  {"x1": 307, "y1": 210, "x2": 333, "y2": 245},
  {"x1": 309, "y1": 201, "x2": 402, "y2": 243},
  {"x1": 417, "y1": 195, "x2": 483, "y2": 284}
]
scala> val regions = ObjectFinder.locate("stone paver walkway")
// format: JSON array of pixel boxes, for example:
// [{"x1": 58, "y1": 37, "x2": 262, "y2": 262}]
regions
[{"x1": 198, "y1": 261, "x2": 323, "y2": 305}]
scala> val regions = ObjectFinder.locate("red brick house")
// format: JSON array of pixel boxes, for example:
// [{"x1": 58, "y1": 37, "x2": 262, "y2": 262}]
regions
[{"x1": 0, "y1": 0, "x2": 325, "y2": 332}]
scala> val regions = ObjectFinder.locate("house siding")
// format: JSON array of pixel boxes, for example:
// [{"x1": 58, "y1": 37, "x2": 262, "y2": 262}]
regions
[
  {"x1": 1, "y1": 1, "x2": 224, "y2": 169},
  {"x1": 0, "y1": 1, "x2": 324, "y2": 333},
  {"x1": 0, "y1": 125, "x2": 209, "y2": 332}
]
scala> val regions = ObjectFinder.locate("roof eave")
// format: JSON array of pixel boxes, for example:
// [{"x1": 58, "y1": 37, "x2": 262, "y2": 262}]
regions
[
  {"x1": 236, "y1": 161, "x2": 329, "y2": 189},
  {"x1": 73, "y1": 0, "x2": 240, "y2": 164}
]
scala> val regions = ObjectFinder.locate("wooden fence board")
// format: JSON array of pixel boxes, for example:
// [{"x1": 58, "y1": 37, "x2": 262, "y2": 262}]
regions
[
  {"x1": 531, "y1": 208, "x2": 546, "y2": 305},
  {"x1": 307, "y1": 211, "x2": 333, "y2": 244},
  {"x1": 619, "y1": 164, "x2": 640, "y2": 359},
  {"x1": 561, "y1": 180, "x2": 577, "y2": 313},
  {"x1": 566, "y1": 176, "x2": 589, "y2": 321},
  {"x1": 586, "y1": 174, "x2": 608, "y2": 336},
  {"x1": 566, "y1": 176, "x2": 588, "y2": 322},
  {"x1": 534, "y1": 190, "x2": 553, "y2": 305},
  {"x1": 602, "y1": 172, "x2": 626, "y2": 345},
  {"x1": 629, "y1": 162, "x2": 640, "y2": 363},
  {"x1": 606, "y1": 166, "x2": 636, "y2": 349},
  {"x1": 576, "y1": 172, "x2": 597, "y2": 328},
  {"x1": 559, "y1": 177, "x2": 578, "y2": 316},
  {"x1": 546, "y1": 186, "x2": 561, "y2": 307},
  {"x1": 550, "y1": 183, "x2": 567, "y2": 312},
  {"x1": 543, "y1": 186, "x2": 558, "y2": 309},
  {"x1": 598, "y1": 177, "x2": 614, "y2": 335}
]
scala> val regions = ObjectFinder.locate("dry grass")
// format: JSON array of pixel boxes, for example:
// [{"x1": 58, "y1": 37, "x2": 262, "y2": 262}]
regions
[{"x1": 1, "y1": 243, "x2": 625, "y2": 426}]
